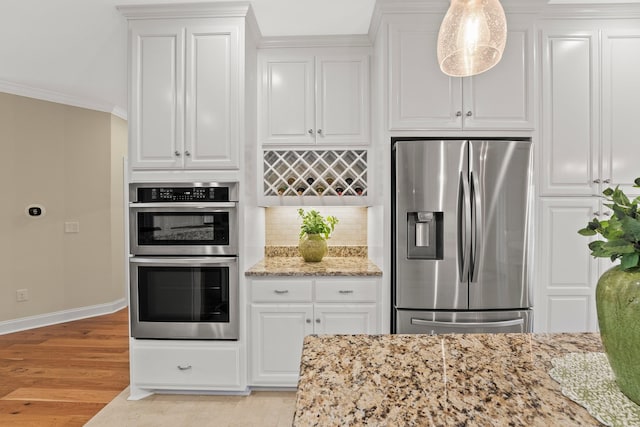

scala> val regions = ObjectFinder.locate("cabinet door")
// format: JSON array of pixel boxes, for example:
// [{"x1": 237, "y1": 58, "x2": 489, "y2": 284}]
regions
[
  {"x1": 129, "y1": 20, "x2": 184, "y2": 169},
  {"x1": 316, "y1": 55, "x2": 370, "y2": 144},
  {"x1": 462, "y1": 16, "x2": 533, "y2": 130},
  {"x1": 388, "y1": 15, "x2": 462, "y2": 130},
  {"x1": 314, "y1": 304, "x2": 377, "y2": 334},
  {"x1": 250, "y1": 304, "x2": 313, "y2": 386},
  {"x1": 535, "y1": 198, "x2": 600, "y2": 333},
  {"x1": 184, "y1": 23, "x2": 239, "y2": 169},
  {"x1": 539, "y1": 26, "x2": 599, "y2": 196},
  {"x1": 260, "y1": 54, "x2": 315, "y2": 145},
  {"x1": 602, "y1": 29, "x2": 640, "y2": 195}
]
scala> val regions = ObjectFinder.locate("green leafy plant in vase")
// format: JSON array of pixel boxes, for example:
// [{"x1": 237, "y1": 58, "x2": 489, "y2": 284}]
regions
[
  {"x1": 297, "y1": 209, "x2": 338, "y2": 262},
  {"x1": 578, "y1": 177, "x2": 640, "y2": 405}
]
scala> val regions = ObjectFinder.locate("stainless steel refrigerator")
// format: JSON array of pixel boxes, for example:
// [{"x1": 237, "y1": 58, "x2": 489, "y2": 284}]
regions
[{"x1": 392, "y1": 139, "x2": 533, "y2": 334}]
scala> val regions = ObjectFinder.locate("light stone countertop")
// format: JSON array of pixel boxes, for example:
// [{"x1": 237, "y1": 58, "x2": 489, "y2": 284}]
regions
[
  {"x1": 244, "y1": 257, "x2": 382, "y2": 277},
  {"x1": 293, "y1": 333, "x2": 604, "y2": 426}
]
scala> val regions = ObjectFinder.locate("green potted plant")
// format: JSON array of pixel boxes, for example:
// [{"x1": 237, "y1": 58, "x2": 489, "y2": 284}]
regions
[
  {"x1": 297, "y1": 208, "x2": 338, "y2": 262},
  {"x1": 578, "y1": 177, "x2": 640, "y2": 405}
]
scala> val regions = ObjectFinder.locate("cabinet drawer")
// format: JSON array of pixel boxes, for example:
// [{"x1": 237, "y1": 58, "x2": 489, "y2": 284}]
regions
[
  {"x1": 251, "y1": 279, "x2": 313, "y2": 302},
  {"x1": 132, "y1": 343, "x2": 242, "y2": 389},
  {"x1": 314, "y1": 279, "x2": 377, "y2": 302}
]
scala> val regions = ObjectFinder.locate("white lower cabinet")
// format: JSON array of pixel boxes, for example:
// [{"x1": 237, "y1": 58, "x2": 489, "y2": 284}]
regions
[
  {"x1": 249, "y1": 277, "x2": 380, "y2": 387},
  {"x1": 250, "y1": 304, "x2": 313, "y2": 386},
  {"x1": 129, "y1": 339, "x2": 245, "y2": 400},
  {"x1": 313, "y1": 304, "x2": 377, "y2": 334}
]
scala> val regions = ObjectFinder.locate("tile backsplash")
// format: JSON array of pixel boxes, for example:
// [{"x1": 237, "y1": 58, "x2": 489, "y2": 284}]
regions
[{"x1": 265, "y1": 207, "x2": 367, "y2": 246}]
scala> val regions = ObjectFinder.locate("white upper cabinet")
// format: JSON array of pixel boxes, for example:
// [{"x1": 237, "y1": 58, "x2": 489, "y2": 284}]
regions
[
  {"x1": 128, "y1": 19, "x2": 240, "y2": 170},
  {"x1": 539, "y1": 22, "x2": 640, "y2": 196},
  {"x1": 184, "y1": 24, "x2": 240, "y2": 169},
  {"x1": 388, "y1": 14, "x2": 533, "y2": 131},
  {"x1": 539, "y1": 25, "x2": 599, "y2": 196},
  {"x1": 259, "y1": 50, "x2": 370, "y2": 145},
  {"x1": 602, "y1": 28, "x2": 640, "y2": 195}
]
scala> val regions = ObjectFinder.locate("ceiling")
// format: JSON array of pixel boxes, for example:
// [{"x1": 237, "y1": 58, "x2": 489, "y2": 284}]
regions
[{"x1": 0, "y1": 0, "x2": 377, "y2": 117}]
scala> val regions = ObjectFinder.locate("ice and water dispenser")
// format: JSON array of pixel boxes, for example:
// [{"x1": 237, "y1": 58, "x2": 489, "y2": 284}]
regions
[{"x1": 407, "y1": 211, "x2": 443, "y2": 259}]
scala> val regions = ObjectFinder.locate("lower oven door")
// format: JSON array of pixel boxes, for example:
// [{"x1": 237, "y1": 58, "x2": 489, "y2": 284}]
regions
[{"x1": 130, "y1": 256, "x2": 238, "y2": 340}]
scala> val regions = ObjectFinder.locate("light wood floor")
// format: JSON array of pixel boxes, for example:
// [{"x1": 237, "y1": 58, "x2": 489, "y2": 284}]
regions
[{"x1": 0, "y1": 308, "x2": 130, "y2": 426}]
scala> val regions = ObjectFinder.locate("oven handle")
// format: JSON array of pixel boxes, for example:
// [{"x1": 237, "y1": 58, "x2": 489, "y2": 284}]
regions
[
  {"x1": 130, "y1": 256, "x2": 238, "y2": 265},
  {"x1": 130, "y1": 202, "x2": 237, "y2": 208}
]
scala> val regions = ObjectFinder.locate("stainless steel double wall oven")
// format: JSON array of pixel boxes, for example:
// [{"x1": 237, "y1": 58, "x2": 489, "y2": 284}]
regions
[{"x1": 129, "y1": 182, "x2": 239, "y2": 340}]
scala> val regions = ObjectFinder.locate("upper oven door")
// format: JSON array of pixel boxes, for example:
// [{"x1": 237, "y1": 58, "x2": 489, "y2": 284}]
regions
[{"x1": 129, "y1": 203, "x2": 238, "y2": 256}]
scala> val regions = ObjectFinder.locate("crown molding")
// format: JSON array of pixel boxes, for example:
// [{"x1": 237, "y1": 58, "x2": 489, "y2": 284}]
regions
[
  {"x1": 258, "y1": 35, "x2": 372, "y2": 50},
  {"x1": 117, "y1": 1, "x2": 252, "y2": 19},
  {"x1": 0, "y1": 80, "x2": 128, "y2": 120},
  {"x1": 540, "y1": 3, "x2": 640, "y2": 18}
]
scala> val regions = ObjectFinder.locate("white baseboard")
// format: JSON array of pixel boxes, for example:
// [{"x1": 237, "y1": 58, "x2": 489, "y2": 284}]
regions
[{"x1": 0, "y1": 298, "x2": 128, "y2": 335}]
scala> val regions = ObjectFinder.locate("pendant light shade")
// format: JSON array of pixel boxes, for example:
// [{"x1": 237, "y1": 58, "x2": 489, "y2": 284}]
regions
[{"x1": 437, "y1": 0, "x2": 507, "y2": 77}]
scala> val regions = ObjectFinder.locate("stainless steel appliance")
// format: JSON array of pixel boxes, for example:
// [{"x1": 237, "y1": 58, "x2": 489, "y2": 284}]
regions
[
  {"x1": 129, "y1": 182, "x2": 239, "y2": 340},
  {"x1": 392, "y1": 139, "x2": 533, "y2": 334},
  {"x1": 129, "y1": 256, "x2": 238, "y2": 339},
  {"x1": 129, "y1": 182, "x2": 238, "y2": 256}
]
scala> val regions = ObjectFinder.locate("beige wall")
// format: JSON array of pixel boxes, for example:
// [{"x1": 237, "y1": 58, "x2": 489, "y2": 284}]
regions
[
  {"x1": 0, "y1": 93, "x2": 127, "y2": 322},
  {"x1": 265, "y1": 207, "x2": 367, "y2": 246}
]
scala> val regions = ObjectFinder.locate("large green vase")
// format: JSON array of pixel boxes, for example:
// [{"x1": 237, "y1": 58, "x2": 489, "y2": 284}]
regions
[
  {"x1": 298, "y1": 234, "x2": 327, "y2": 262},
  {"x1": 596, "y1": 265, "x2": 640, "y2": 405}
]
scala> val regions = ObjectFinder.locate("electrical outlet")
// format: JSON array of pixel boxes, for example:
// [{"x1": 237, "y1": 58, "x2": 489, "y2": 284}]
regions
[{"x1": 16, "y1": 289, "x2": 29, "y2": 302}]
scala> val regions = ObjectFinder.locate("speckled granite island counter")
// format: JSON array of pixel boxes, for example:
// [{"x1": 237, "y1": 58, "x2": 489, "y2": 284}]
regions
[
  {"x1": 293, "y1": 333, "x2": 604, "y2": 426},
  {"x1": 245, "y1": 257, "x2": 382, "y2": 277}
]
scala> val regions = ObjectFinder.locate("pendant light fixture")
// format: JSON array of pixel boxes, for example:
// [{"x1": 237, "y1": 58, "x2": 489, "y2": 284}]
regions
[{"x1": 437, "y1": 0, "x2": 507, "y2": 77}]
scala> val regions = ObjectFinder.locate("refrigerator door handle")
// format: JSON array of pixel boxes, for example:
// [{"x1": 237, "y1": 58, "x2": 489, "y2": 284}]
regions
[
  {"x1": 470, "y1": 171, "x2": 483, "y2": 283},
  {"x1": 458, "y1": 172, "x2": 471, "y2": 279},
  {"x1": 410, "y1": 318, "x2": 524, "y2": 328}
]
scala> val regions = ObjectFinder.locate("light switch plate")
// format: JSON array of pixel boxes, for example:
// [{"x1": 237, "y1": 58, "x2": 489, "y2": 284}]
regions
[{"x1": 64, "y1": 221, "x2": 80, "y2": 233}]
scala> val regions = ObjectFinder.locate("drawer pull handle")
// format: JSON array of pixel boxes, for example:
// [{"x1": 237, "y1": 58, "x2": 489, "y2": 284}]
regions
[
  {"x1": 274, "y1": 290, "x2": 289, "y2": 294},
  {"x1": 177, "y1": 365, "x2": 192, "y2": 371},
  {"x1": 339, "y1": 290, "x2": 354, "y2": 294}
]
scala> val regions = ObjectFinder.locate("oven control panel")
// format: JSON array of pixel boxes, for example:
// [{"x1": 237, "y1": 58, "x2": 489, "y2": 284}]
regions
[{"x1": 136, "y1": 186, "x2": 231, "y2": 202}]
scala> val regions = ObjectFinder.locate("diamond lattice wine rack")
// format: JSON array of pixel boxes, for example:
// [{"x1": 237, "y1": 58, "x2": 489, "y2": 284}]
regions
[{"x1": 262, "y1": 150, "x2": 368, "y2": 205}]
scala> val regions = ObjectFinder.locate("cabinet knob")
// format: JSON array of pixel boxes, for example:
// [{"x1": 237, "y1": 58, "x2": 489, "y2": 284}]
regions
[
  {"x1": 308, "y1": 129, "x2": 314, "y2": 134},
  {"x1": 466, "y1": 111, "x2": 473, "y2": 117},
  {"x1": 456, "y1": 111, "x2": 462, "y2": 117},
  {"x1": 306, "y1": 319, "x2": 311, "y2": 324},
  {"x1": 317, "y1": 129, "x2": 322, "y2": 135},
  {"x1": 185, "y1": 150, "x2": 191, "y2": 157},
  {"x1": 177, "y1": 365, "x2": 192, "y2": 371},
  {"x1": 315, "y1": 318, "x2": 320, "y2": 324},
  {"x1": 593, "y1": 179, "x2": 601, "y2": 184},
  {"x1": 273, "y1": 289, "x2": 289, "y2": 295},
  {"x1": 339, "y1": 290, "x2": 354, "y2": 294},
  {"x1": 594, "y1": 211, "x2": 610, "y2": 217},
  {"x1": 603, "y1": 179, "x2": 611, "y2": 184},
  {"x1": 174, "y1": 150, "x2": 181, "y2": 157}
]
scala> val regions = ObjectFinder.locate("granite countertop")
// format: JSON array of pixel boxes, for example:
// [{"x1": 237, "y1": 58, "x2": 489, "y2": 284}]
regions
[
  {"x1": 293, "y1": 333, "x2": 604, "y2": 426},
  {"x1": 245, "y1": 257, "x2": 382, "y2": 277}
]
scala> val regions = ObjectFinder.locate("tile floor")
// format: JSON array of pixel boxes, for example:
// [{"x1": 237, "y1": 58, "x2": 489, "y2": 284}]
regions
[{"x1": 85, "y1": 388, "x2": 297, "y2": 426}]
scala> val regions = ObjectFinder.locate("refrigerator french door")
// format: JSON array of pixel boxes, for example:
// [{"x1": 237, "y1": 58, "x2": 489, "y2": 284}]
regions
[{"x1": 392, "y1": 139, "x2": 533, "y2": 334}]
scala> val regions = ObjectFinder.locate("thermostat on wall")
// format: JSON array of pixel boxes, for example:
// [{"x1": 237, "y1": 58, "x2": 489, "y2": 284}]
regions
[{"x1": 25, "y1": 204, "x2": 46, "y2": 218}]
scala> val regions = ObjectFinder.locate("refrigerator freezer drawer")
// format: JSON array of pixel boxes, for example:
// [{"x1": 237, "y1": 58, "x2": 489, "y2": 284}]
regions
[{"x1": 395, "y1": 309, "x2": 532, "y2": 334}]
